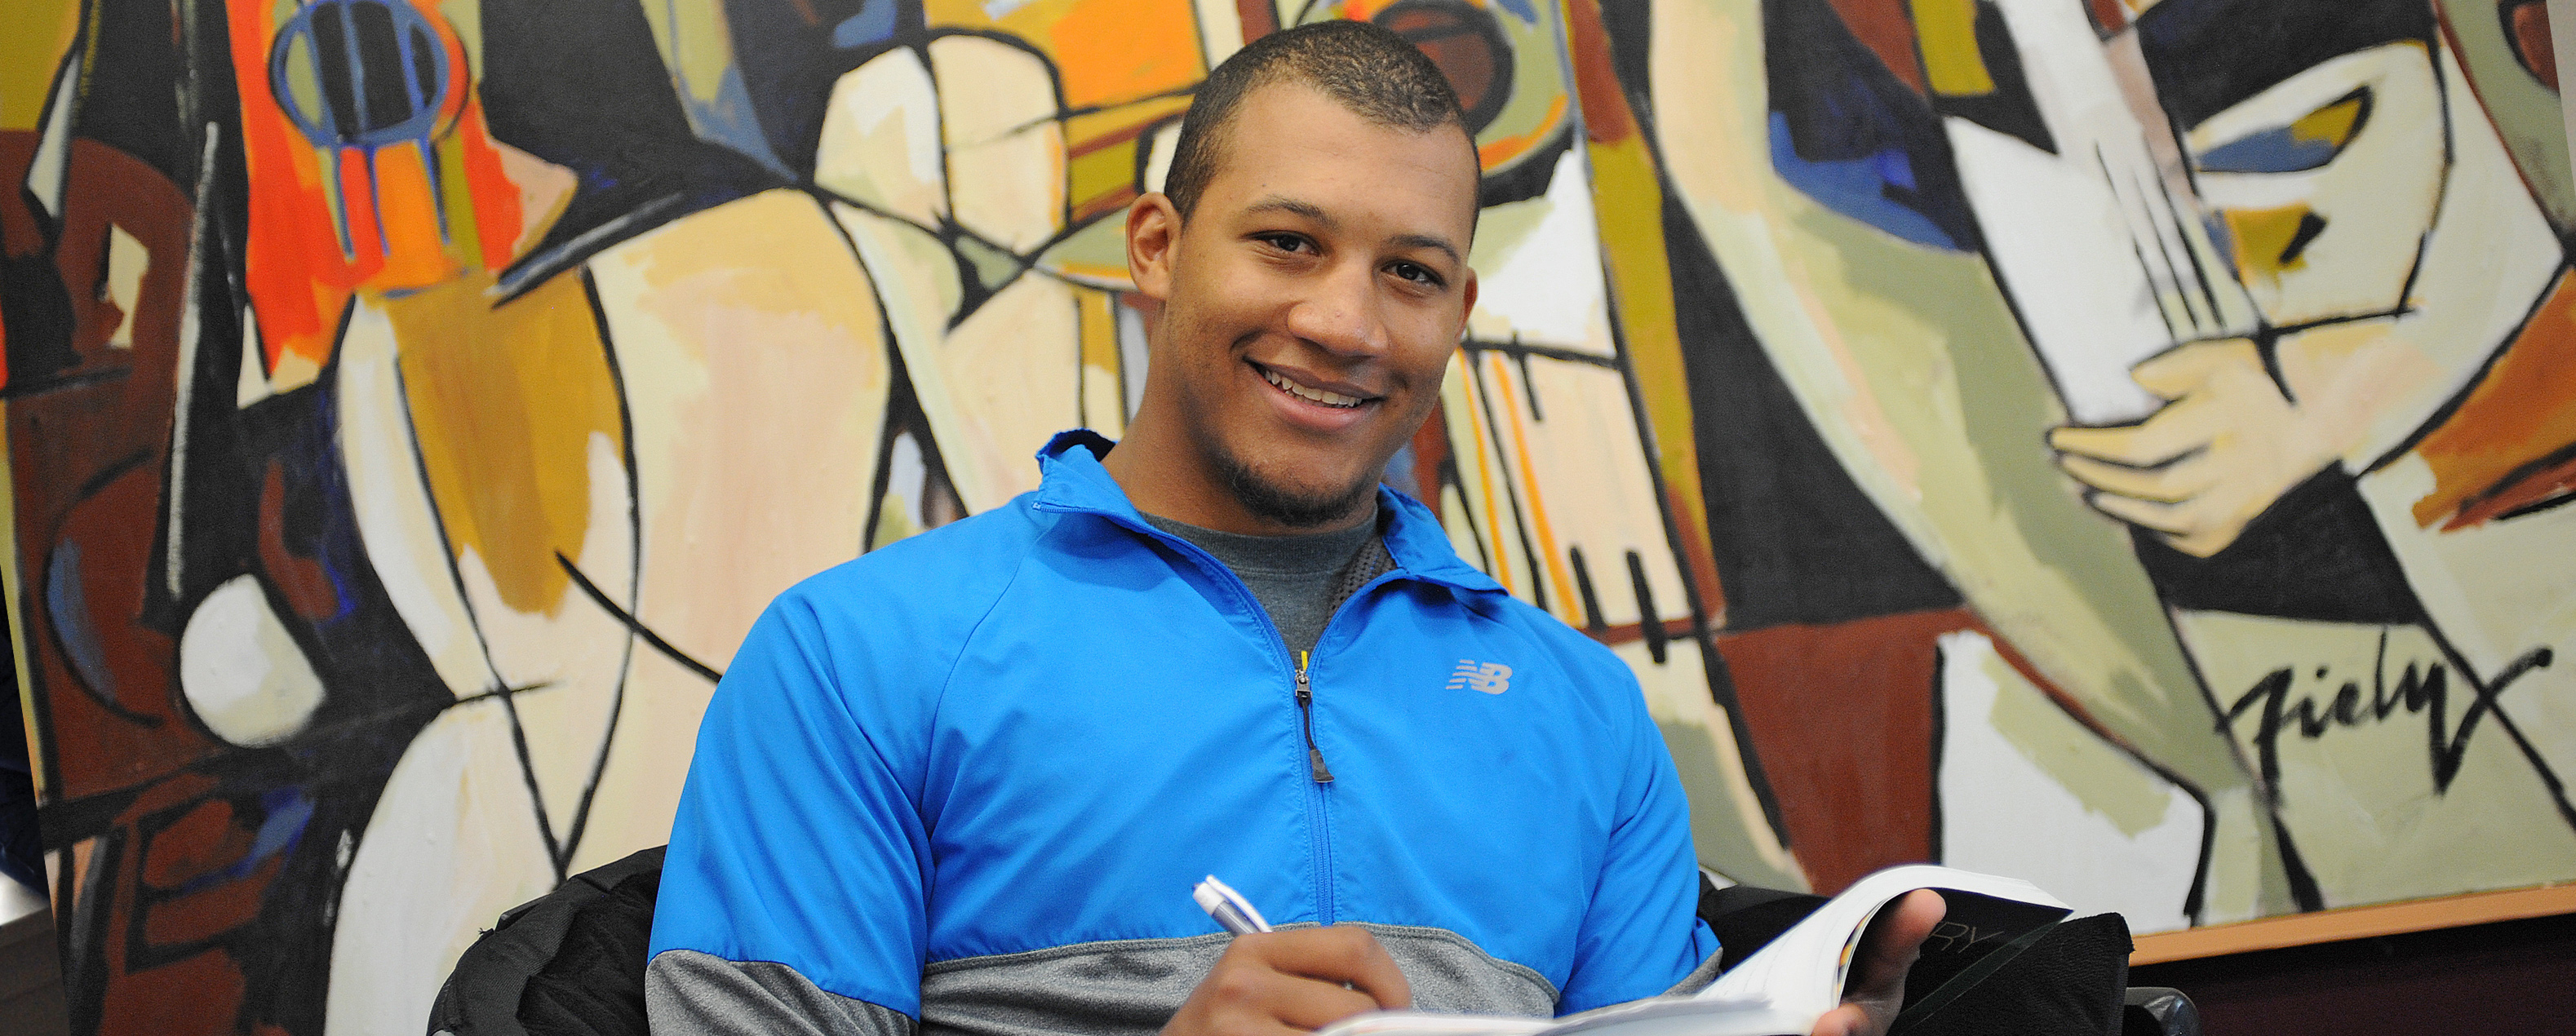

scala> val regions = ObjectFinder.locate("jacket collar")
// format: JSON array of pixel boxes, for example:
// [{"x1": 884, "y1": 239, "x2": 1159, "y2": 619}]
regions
[{"x1": 1031, "y1": 430, "x2": 1505, "y2": 594}]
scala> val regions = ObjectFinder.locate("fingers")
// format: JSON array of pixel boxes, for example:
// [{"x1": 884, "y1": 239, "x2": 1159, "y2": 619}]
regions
[
  {"x1": 2046, "y1": 398, "x2": 2218, "y2": 469},
  {"x1": 1851, "y1": 891, "x2": 1945, "y2": 998},
  {"x1": 1164, "y1": 928, "x2": 1414, "y2": 1036},
  {"x1": 1194, "y1": 966, "x2": 1381, "y2": 1033},
  {"x1": 1806, "y1": 1003, "x2": 1869, "y2": 1036},
  {"x1": 2128, "y1": 339, "x2": 2260, "y2": 401},
  {"x1": 1811, "y1": 891, "x2": 1944, "y2": 1036},
  {"x1": 2056, "y1": 450, "x2": 2214, "y2": 504},
  {"x1": 1251, "y1": 926, "x2": 1413, "y2": 1011},
  {"x1": 2082, "y1": 489, "x2": 2193, "y2": 536}
]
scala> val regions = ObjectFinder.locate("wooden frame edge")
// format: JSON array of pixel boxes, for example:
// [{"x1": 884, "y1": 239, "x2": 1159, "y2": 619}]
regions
[{"x1": 2129, "y1": 883, "x2": 2576, "y2": 964}]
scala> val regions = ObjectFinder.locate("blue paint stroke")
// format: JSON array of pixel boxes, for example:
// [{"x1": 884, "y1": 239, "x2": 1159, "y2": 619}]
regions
[
  {"x1": 46, "y1": 543, "x2": 117, "y2": 699},
  {"x1": 1767, "y1": 113, "x2": 1959, "y2": 250},
  {"x1": 835, "y1": 0, "x2": 900, "y2": 48}
]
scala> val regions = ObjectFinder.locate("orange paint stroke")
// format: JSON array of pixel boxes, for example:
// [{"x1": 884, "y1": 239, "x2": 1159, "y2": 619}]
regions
[
  {"x1": 1455, "y1": 362, "x2": 1516, "y2": 591},
  {"x1": 1050, "y1": 0, "x2": 1207, "y2": 108},
  {"x1": 2410, "y1": 269, "x2": 2576, "y2": 529},
  {"x1": 1477, "y1": 93, "x2": 1567, "y2": 170},
  {"x1": 1487, "y1": 352, "x2": 1581, "y2": 625}
]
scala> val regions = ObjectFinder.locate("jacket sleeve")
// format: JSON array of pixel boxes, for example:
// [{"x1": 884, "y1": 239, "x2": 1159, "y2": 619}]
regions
[
  {"x1": 1554, "y1": 662, "x2": 1723, "y2": 1014},
  {"x1": 646, "y1": 584, "x2": 942, "y2": 1029}
]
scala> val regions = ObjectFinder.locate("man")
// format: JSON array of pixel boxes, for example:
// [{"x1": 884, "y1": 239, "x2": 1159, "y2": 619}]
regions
[{"x1": 645, "y1": 21, "x2": 1939, "y2": 1036}]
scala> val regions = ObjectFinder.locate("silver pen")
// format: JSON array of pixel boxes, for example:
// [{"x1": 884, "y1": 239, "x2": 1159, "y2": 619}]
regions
[{"x1": 1191, "y1": 874, "x2": 1274, "y2": 935}]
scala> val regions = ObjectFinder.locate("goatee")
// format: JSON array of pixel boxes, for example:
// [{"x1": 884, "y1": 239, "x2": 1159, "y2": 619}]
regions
[{"x1": 1216, "y1": 451, "x2": 1378, "y2": 529}]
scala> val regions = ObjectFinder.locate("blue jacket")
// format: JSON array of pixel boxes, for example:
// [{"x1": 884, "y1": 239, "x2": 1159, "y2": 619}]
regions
[{"x1": 649, "y1": 432, "x2": 1715, "y2": 1027}]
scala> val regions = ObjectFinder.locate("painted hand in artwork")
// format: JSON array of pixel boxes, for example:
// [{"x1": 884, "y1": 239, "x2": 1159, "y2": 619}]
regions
[{"x1": 2046, "y1": 338, "x2": 2346, "y2": 557}]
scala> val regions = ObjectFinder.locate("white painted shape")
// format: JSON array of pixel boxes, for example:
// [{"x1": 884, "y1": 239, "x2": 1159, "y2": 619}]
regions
[
  {"x1": 1142, "y1": 121, "x2": 1181, "y2": 196},
  {"x1": 28, "y1": 57, "x2": 77, "y2": 216},
  {"x1": 1471, "y1": 150, "x2": 1616, "y2": 356},
  {"x1": 237, "y1": 304, "x2": 274, "y2": 407},
  {"x1": 1946, "y1": 122, "x2": 2173, "y2": 423},
  {"x1": 0, "y1": 873, "x2": 42, "y2": 928},
  {"x1": 178, "y1": 576, "x2": 326, "y2": 746},
  {"x1": 1952, "y1": 0, "x2": 2259, "y2": 423},
  {"x1": 2332, "y1": 42, "x2": 2565, "y2": 465},
  {"x1": 815, "y1": 49, "x2": 950, "y2": 228},
  {"x1": 326, "y1": 698, "x2": 557, "y2": 1036},
  {"x1": 931, "y1": 34, "x2": 1066, "y2": 252},
  {"x1": 933, "y1": 272, "x2": 1083, "y2": 511},
  {"x1": 2189, "y1": 45, "x2": 2441, "y2": 328},
  {"x1": 334, "y1": 298, "x2": 492, "y2": 697},
  {"x1": 1935, "y1": 630, "x2": 2200, "y2": 932},
  {"x1": 1117, "y1": 299, "x2": 1151, "y2": 421},
  {"x1": 1193, "y1": 0, "x2": 1244, "y2": 69},
  {"x1": 104, "y1": 225, "x2": 147, "y2": 348}
]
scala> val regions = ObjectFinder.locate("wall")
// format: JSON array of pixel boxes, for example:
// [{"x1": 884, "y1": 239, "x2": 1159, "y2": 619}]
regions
[{"x1": 2, "y1": 0, "x2": 2572, "y2": 1033}]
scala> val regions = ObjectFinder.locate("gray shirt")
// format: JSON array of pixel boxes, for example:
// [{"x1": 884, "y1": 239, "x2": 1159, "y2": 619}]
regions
[{"x1": 1141, "y1": 511, "x2": 1396, "y2": 658}]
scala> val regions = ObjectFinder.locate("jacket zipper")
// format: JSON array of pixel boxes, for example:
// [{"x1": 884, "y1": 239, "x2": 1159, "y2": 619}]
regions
[{"x1": 1296, "y1": 651, "x2": 1333, "y2": 783}]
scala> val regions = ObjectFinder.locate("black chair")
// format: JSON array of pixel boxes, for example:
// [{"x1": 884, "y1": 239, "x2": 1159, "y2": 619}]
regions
[{"x1": 432, "y1": 848, "x2": 2197, "y2": 1036}]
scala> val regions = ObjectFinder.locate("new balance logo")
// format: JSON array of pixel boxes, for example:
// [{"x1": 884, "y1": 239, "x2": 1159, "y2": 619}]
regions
[{"x1": 1446, "y1": 659, "x2": 1512, "y2": 694}]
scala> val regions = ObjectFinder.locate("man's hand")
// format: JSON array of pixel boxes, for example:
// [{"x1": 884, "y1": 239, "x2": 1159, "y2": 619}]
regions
[
  {"x1": 1164, "y1": 926, "x2": 1413, "y2": 1036},
  {"x1": 1807, "y1": 889, "x2": 1945, "y2": 1036}
]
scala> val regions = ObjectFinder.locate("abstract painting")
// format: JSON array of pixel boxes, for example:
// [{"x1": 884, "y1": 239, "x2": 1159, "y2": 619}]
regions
[{"x1": 2, "y1": 0, "x2": 2570, "y2": 1033}]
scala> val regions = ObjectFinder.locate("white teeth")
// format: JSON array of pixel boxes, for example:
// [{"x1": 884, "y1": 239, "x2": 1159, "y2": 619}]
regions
[{"x1": 1261, "y1": 367, "x2": 1364, "y2": 408}]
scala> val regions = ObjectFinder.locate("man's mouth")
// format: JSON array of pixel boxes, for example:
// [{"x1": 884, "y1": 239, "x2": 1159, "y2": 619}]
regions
[{"x1": 1257, "y1": 365, "x2": 1370, "y2": 409}]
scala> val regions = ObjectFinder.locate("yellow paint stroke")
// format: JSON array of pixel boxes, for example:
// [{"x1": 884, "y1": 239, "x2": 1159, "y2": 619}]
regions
[
  {"x1": 1910, "y1": 0, "x2": 1995, "y2": 98},
  {"x1": 390, "y1": 272, "x2": 623, "y2": 617},
  {"x1": 2294, "y1": 94, "x2": 2365, "y2": 149},
  {"x1": 1063, "y1": 95, "x2": 1194, "y2": 149},
  {"x1": 1068, "y1": 137, "x2": 1139, "y2": 212},
  {"x1": 1487, "y1": 352, "x2": 1582, "y2": 626},
  {"x1": 2221, "y1": 204, "x2": 2317, "y2": 286},
  {"x1": 0, "y1": 405, "x2": 42, "y2": 798},
  {"x1": 2, "y1": 0, "x2": 82, "y2": 130},
  {"x1": 435, "y1": 134, "x2": 485, "y2": 272},
  {"x1": 1583, "y1": 133, "x2": 1725, "y2": 622}
]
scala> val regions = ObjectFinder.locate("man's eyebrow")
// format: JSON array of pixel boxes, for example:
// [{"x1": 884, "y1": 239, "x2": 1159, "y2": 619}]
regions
[
  {"x1": 1245, "y1": 196, "x2": 1332, "y2": 224},
  {"x1": 1389, "y1": 232, "x2": 1462, "y2": 268}
]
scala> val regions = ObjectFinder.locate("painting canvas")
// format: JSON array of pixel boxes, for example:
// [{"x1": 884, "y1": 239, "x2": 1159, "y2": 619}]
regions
[{"x1": 1, "y1": 0, "x2": 2570, "y2": 1032}]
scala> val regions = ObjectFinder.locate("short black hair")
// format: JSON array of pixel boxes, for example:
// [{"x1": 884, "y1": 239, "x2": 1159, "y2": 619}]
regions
[{"x1": 1162, "y1": 20, "x2": 1470, "y2": 219}]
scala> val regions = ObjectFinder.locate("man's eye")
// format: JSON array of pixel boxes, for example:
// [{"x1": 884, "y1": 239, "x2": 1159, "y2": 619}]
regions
[
  {"x1": 1257, "y1": 233, "x2": 1312, "y2": 254},
  {"x1": 1389, "y1": 262, "x2": 1443, "y2": 287}
]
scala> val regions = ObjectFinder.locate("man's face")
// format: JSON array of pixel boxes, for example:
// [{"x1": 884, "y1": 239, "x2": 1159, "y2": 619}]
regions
[{"x1": 1132, "y1": 82, "x2": 1479, "y2": 529}]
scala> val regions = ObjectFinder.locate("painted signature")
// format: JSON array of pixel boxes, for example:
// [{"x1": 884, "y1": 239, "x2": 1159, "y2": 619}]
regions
[{"x1": 2219, "y1": 631, "x2": 2556, "y2": 799}]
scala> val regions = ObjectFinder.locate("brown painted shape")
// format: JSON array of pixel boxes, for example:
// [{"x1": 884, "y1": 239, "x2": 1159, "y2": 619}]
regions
[
  {"x1": 1713, "y1": 609, "x2": 1968, "y2": 894},
  {"x1": 1825, "y1": 0, "x2": 1928, "y2": 95},
  {"x1": 9, "y1": 139, "x2": 219, "y2": 800},
  {"x1": 2408, "y1": 269, "x2": 2576, "y2": 529},
  {"x1": 2510, "y1": 1, "x2": 2556, "y2": 91}
]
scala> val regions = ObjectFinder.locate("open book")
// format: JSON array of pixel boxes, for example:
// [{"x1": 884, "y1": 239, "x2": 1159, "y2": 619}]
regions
[{"x1": 1315, "y1": 866, "x2": 2073, "y2": 1036}]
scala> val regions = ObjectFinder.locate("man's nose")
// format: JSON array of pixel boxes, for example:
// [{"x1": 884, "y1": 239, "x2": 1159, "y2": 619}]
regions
[{"x1": 1286, "y1": 259, "x2": 1392, "y2": 356}]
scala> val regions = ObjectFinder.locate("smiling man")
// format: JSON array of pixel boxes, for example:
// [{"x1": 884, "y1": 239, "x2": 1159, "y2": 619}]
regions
[{"x1": 645, "y1": 21, "x2": 1935, "y2": 1036}]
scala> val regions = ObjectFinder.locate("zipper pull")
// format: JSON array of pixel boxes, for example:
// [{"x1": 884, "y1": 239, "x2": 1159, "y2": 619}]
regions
[{"x1": 1297, "y1": 652, "x2": 1334, "y2": 784}]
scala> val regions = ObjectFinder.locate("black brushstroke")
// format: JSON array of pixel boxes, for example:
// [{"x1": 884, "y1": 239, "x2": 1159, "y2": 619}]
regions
[{"x1": 556, "y1": 552, "x2": 725, "y2": 684}]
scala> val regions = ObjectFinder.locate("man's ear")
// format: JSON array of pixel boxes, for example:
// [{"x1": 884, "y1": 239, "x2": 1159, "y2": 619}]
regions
[
  {"x1": 1459, "y1": 268, "x2": 1478, "y2": 328},
  {"x1": 1127, "y1": 193, "x2": 1181, "y2": 301}
]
